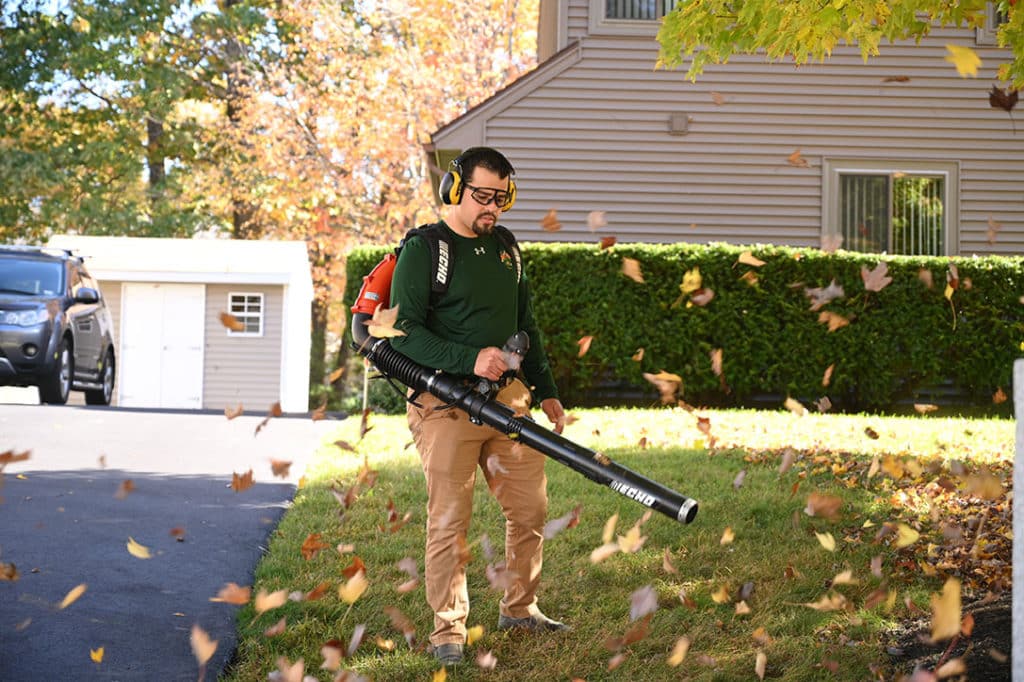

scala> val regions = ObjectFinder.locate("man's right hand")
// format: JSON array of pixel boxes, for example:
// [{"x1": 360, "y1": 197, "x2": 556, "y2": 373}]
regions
[{"x1": 474, "y1": 346, "x2": 508, "y2": 381}]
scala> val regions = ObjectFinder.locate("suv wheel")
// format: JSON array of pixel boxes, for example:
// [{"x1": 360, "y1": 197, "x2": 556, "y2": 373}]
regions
[
  {"x1": 39, "y1": 337, "x2": 73, "y2": 405},
  {"x1": 85, "y1": 349, "x2": 115, "y2": 406}
]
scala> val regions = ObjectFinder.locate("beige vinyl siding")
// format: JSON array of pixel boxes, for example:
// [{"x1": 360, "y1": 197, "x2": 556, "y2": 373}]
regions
[
  {"x1": 202, "y1": 284, "x2": 283, "y2": 410},
  {"x1": 566, "y1": 0, "x2": 588, "y2": 39},
  {"x1": 443, "y1": 18, "x2": 1021, "y2": 256}
]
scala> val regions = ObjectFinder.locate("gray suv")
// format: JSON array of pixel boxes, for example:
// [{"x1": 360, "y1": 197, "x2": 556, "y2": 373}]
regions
[{"x1": 0, "y1": 246, "x2": 116, "y2": 405}]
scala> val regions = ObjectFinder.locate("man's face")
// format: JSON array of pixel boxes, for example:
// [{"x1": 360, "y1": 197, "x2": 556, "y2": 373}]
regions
[{"x1": 454, "y1": 166, "x2": 512, "y2": 236}]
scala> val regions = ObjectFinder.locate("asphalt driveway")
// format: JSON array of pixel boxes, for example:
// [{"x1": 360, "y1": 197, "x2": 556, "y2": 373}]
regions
[{"x1": 0, "y1": 404, "x2": 338, "y2": 681}]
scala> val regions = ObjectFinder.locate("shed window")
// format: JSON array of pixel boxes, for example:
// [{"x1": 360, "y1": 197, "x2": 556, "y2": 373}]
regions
[
  {"x1": 823, "y1": 160, "x2": 958, "y2": 256},
  {"x1": 227, "y1": 293, "x2": 264, "y2": 336}
]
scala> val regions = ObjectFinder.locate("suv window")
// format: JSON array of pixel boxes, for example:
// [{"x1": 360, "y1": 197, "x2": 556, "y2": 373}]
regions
[{"x1": 0, "y1": 257, "x2": 64, "y2": 296}]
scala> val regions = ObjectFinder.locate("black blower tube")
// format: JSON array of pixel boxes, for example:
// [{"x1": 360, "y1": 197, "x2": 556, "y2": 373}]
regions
[{"x1": 352, "y1": 313, "x2": 698, "y2": 525}]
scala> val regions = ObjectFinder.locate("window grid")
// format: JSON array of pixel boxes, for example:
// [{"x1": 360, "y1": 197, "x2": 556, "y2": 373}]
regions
[
  {"x1": 605, "y1": 0, "x2": 679, "y2": 20},
  {"x1": 228, "y1": 293, "x2": 264, "y2": 336},
  {"x1": 838, "y1": 173, "x2": 945, "y2": 256}
]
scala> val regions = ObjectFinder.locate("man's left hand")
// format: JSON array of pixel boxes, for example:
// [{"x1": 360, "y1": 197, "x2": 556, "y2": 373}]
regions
[{"x1": 540, "y1": 398, "x2": 566, "y2": 434}]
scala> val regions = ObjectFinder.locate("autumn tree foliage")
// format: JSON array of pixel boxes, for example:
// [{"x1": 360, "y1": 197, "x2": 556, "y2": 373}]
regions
[{"x1": 657, "y1": 0, "x2": 1024, "y2": 86}]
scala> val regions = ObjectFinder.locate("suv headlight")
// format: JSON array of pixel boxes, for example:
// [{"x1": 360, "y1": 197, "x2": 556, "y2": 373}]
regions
[{"x1": 2, "y1": 309, "x2": 49, "y2": 326}]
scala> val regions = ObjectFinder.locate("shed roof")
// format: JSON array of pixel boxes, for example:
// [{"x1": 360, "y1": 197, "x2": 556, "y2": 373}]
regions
[{"x1": 46, "y1": 235, "x2": 313, "y2": 292}]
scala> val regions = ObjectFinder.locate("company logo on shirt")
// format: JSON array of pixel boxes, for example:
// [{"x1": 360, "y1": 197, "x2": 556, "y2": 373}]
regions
[{"x1": 500, "y1": 250, "x2": 513, "y2": 271}]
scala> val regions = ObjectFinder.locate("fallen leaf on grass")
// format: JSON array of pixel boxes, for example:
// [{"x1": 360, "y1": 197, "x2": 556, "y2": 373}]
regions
[
  {"x1": 815, "y1": 531, "x2": 836, "y2": 552},
  {"x1": 756, "y1": 651, "x2": 767, "y2": 680},
  {"x1": 667, "y1": 636, "x2": 690, "y2": 666},
  {"x1": 264, "y1": 617, "x2": 287, "y2": 637},
  {"x1": 301, "y1": 533, "x2": 330, "y2": 561}
]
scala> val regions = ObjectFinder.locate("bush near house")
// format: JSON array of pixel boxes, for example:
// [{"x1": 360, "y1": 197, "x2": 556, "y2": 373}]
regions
[{"x1": 344, "y1": 241, "x2": 1023, "y2": 414}]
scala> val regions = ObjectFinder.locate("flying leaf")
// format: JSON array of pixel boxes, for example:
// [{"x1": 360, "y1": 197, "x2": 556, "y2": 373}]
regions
[
  {"x1": 720, "y1": 526, "x2": 735, "y2": 545},
  {"x1": 667, "y1": 636, "x2": 691, "y2": 666},
  {"x1": 90, "y1": 646, "x2": 104, "y2": 663},
  {"x1": 191, "y1": 624, "x2": 218, "y2": 667},
  {"x1": 301, "y1": 533, "x2": 330, "y2": 561},
  {"x1": 831, "y1": 570, "x2": 858, "y2": 586},
  {"x1": 320, "y1": 641, "x2": 343, "y2": 671},
  {"x1": 466, "y1": 624, "x2": 484, "y2": 646},
  {"x1": 788, "y1": 150, "x2": 810, "y2": 167},
  {"x1": 861, "y1": 262, "x2": 893, "y2": 292},
  {"x1": 270, "y1": 459, "x2": 292, "y2": 478},
  {"x1": 737, "y1": 251, "x2": 765, "y2": 267},
  {"x1": 804, "y1": 280, "x2": 844, "y2": 311},
  {"x1": 755, "y1": 651, "x2": 767, "y2": 680},
  {"x1": 621, "y1": 258, "x2": 644, "y2": 283},
  {"x1": 822, "y1": 363, "x2": 835, "y2": 387},
  {"x1": 210, "y1": 582, "x2": 251, "y2": 605},
  {"x1": 820, "y1": 233, "x2": 843, "y2": 253},
  {"x1": 219, "y1": 312, "x2": 245, "y2": 332},
  {"x1": 987, "y1": 214, "x2": 1003, "y2": 244},
  {"x1": 543, "y1": 504, "x2": 582, "y2": 539},
  {"x1": 631, "y1": 347, "x2": 644, "y2": 362},
  {"x1": 601, "y1": 512, "x2": 619, "y2": 544},
  {"x1": 114, "y1": 479, "x2": 135, "y2": 500},
  {"x1": 365, "y1": 303, "x2": 406, "y2": 339},
  {"x1": 815, "y1": 531, "x2": 836, "y2": 552},
  {"x1": 894, "y1": 523, "x2": 920, "y2": 548},
  {"x1": 577, "y1": 335, "x2": 594, "y2": 358},
  {"x1": 690, "y1": 288, "x2": 715, "y2": 306},
  {"x1": 432, "y1": 667, "x2": 447, "y2": 682},
  {"x1": 310, "y1": 399, "x2": 327, "y2": 421},
  {"x1": 231, "y1": 469, "x2": 255, "y2": 492},
  {"x1": 930, "y1": 578, "x2": 961, "y2": 642},
  {"x1": 629, "y1": 585, "x2": 658, "y2": 622},
  {"x1": 802, "y1": 593, "x2": 847, "y2": 611},
  {"x1": 339, "y1": 571, "x2": 368, "y2": 604},
  {"x1": 784, "y1": 397, "x2": 808, "y2": 416},
  {"x1": 327, "y1": 367, "x2": 345, "y2": 384},
  {"x1": 1, "y1": 562, "x2": 19, "y2": 582},
  {"x1": 587, "y1": 211, "x2": 607, "y2": 231},
  {"x1": 989, "y1": 85, "x2": 1018, "y2": 112},
  {"x1": 710, "y1": 348, "x2": 723, "y2": 377},
  {"x1": 476, "y1": 650, "x2": 498, "y2": 670},
  {"x1": 710, "y1": 91, "x2": 726, "y2": 105},
  {"x1": 540, "y1": 208, "x2": 562, "y2": 232},
  {"x1": 993, "y1": 386, "x2": 1008, "y2": 404},
  {"x1": 711, "y1": 584, "x2": 731, "y2": 604},
  {"x1": 224, "y1": 403, "x2": 244, "y2": 420},
  {"x1": 804, "y1": 492, "x2": 843, "y2": 521},
  {"x1": 127, "y1": 537, "x2": 152, "y2": 559},
  {"x1": 679, "y1": 267, "x2": 702, "y2": 294},
  {"x1": 254, "y1": 589, "x2": 288, "y2": 614},
  {"x1": 643, "y1": 371, "x2": 682, "y2": 404},
  {"x1": 944, "y1": 44, "x2": 981, "y2": 77},
  {"x1": 59, "y1": 583, "x2": 87, "y2": 609},
  {"x1": 733, "y1": 469, "x2": 746, "y2": 491},
  {"x1": 914, "y1": 403, "x2": 939, "y2": 414},
  {"x1": 599, "y1": 235, "x2": 617, "y2": 250}
]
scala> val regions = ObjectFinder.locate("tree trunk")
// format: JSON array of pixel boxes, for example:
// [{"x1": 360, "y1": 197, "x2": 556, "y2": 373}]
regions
[
  {"x1": 223, "y1": 0, "x2": 260, "y2": 240},
  {"x1": 146, "y1": 116, "x2": 165, "y2": 189}
]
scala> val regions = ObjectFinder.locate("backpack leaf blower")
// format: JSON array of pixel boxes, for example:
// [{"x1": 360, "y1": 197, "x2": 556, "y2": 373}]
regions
[{"x1": 350, "y1": 256, "x2": 698, "y2": 525}]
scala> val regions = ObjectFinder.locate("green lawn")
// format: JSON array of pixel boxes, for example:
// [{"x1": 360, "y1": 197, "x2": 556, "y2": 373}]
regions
[{"x1": 221, "y1": 407, "x2": 1013, "y2": 681}]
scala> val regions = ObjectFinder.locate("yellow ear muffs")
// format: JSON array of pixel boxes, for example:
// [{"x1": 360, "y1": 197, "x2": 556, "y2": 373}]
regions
[
  {"x1": 438, "y1": 169, "x2": 463, "y2": 205},
  {"x1": 501, "y1": 180, "x2": 517, "y2": 212}
]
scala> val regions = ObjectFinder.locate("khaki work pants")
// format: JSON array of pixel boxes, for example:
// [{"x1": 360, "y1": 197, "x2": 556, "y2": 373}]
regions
[{"x1": 407, "y1": 388, "x2": 548, "y2": 646}]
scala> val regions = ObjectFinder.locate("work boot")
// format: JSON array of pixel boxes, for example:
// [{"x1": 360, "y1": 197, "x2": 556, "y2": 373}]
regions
[
  {"x1": 497, "y1": 610, "x2": 570, "y2": 632},
  {"x1": 430, "y1": 643, "x2": 464, "y2": 665}
]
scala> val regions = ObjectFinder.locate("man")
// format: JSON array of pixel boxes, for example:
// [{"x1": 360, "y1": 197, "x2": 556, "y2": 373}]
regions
[{"x1": 390, "y1": 147, "x2": 568, "y2": 666}]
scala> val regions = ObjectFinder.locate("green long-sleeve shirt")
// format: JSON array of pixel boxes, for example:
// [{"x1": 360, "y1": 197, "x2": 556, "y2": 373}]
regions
[{"x1": 389, "y1": 222, "x2": 559, "y2": 402}]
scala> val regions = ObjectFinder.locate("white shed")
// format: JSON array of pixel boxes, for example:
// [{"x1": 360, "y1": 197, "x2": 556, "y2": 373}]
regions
[{"x1": 46, "y1": 235, "x2": 313, "y2": 413}]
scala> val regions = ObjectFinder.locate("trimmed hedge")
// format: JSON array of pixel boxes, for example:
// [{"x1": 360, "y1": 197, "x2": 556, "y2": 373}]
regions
[{"x1": 343, "y1": 241, "x2": 1022, "y2": 414}]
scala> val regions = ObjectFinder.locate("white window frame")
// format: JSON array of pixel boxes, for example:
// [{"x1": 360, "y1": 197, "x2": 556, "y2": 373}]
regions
[
  {"x1": 976, "y1": 3, "x2": 1009, "y2": 45},
  {"x1": 227, "y1": 292, "x2": 265, "y2": 337},
  {"x1": 589, "y1": 0, "x2": 680, "y2": 36},
  {"x1": 822, "y1": 158, "x2": 960, "y2": 257}
]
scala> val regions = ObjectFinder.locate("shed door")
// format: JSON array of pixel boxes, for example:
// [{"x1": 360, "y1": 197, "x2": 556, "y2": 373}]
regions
[{"x1": 119, "y1": 283, "x2": 205, "y2": 409}]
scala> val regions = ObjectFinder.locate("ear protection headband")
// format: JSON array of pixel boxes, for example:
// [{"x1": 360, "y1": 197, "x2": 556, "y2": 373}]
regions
[{"x1": 438, "y1": 149, "x2": 516, "y2": 211}]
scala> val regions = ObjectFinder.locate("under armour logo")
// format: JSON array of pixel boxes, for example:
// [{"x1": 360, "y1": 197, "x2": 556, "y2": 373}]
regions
[{"x1": 474, "y1": 247, "x2": 486, "y2": 255}]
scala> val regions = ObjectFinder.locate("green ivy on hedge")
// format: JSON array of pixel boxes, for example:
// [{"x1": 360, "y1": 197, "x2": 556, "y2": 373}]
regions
[{"x1": 343, "y1": 241, "x2": 1023, "y2": 414}]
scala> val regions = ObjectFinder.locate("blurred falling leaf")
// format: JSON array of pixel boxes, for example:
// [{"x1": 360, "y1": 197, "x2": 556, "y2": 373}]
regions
[
  {"x1": 540, "y1": 208, "x2": 562, "y2": 232},
  {"x1": 914, "y1": 403, "x2": 939, "y2": 414},
  {"x1": 310, "y1": 399, "x2": 327, "y2": 421},
  {"x1": 861, "y1": 262, "x2": 893, "y2": 292},
  {"x1": 270, "y1": 459, "x2": 292, "y2": 478},
  {"x1": 643, "y1": 371, "x2": 682, "y2": 404},
  {"x1": 784, "y1": 397, "x2": 808, "y2": 416},
  {"x1": 710, "y1": 91, "x2": 726, "y2": 105},
  {"x1": 1, "y1": 562, "x2": 19, "y2": 581},
  {"x1": 224, "y1": 404, "x2": 243, "y2": 420},
  {"x1": 720, "y1": 526, "x2": 735, "y2": 545},
  {"x1": 804, "y1": 492, "x2": 843, "y2": 521},
  {"x1": 339, "y1": 571, "x2": 368, "y2": 604},
  {"x1": 621, "y1": 258, "x2": 644, "y2": 282},
  {"x1": 587, "y1": 211, "x2": 607, "y2": 231},
  {"x1": 802, "y1": 593, "x2": 847, "y2": 611},
  {"x1": 631, "y1": 348, "x2": 644, "y2": 362},
  {"x1": 805, "y1": 280, "x2": 845, "y2": 311},
  {"x1": 254, "y1": 589, "x2": 288, "y2": 614},
  {"x1": 127, "y1": 537, "x2": 152, "y2": 559},
  {"x1": 815, "y1": 531, "x2": 836, "y2": 552},
  {"x1": 114, "y1": 479, "x2": 134, "y2": 500},
  {"x1": 231, "y1": 469, "x2": 255, "y2": 492},
  {"x1": 577, "y1": 335, "x2": 594, "y2": 358},
  {"x1": 543, "y1": 504, "x2": 582, "y2": 539},
  {"x1": 210, "y1": 582, "x2": 251, "y2": 605},
  {"x1": 365, "y1": 303, "x2": 406, "y2": 339},
  {"x1": 818, "y1": 311, "x2": 850, "y2": 332},
  {"x1": 944, "y1": 44, "x2": 981, "y2": 77},
  {"x1": 599, "y1": 235, "x2": 617, "y2": 250},
  {"x1": 832, "y1": 570, "x2": 858, "y2": 586},
  {"x1": 787, "y1": 150, "x2": 810, "y2": 167},
  {"x1": 300, "y1": 533, "x2": 330, "y2": 561},
  {"x1": 90, "y1": 646, "x2": 104, "y2": 663},
  {"x1": 987, "y1": 214, "x2": 1003, "y2": 244},
  {"x1": 59, "y1": 583, "x2": 87, "y2": 609},
  {"x1": 327, "y1": 367, "x2": 345, "y2": 384},
  {"x1": 219, "y1": 312, "x2": 245, "y2": 332},
  {"x1": 432, "y1": 666, "x2": 447, "y2": 681},
  {"x1": 820, "y1": 233, "x2": 843, "y2": 253},
  {"x1": 930, "y1": 578, "x2": 961, "y2": 642},
  {"x1": 883, "y1": 75, "x2": 910, "y2": 82},
  {"x1": 822, "y1": 363, "x2": 835, "y2": 387},
  {"x1": 711, "y1": 584, "x2": 731, "y2": 604},
  {"x1": 602, "y1": 512, "x2": 619, "y2": 544},
  {"x1": 894, "y1": 523, "x2": 920, "y2": 548},
  {"x1": 680, "y1": 267, "x2": 702, "y2": 295},
  {"x1": 630, "y1": 585, "x2": 658, "y2": 622},
  {"x1": 667, "y1": 636, "x2": 691, "y2": 666},
  {"x1": 737, "y1": 251, "x2": 765, "y2": 267},
  {"x1": 710, "y1": 348, "x2": 723, "y2": 377},
  {"x1": 264, "y1": 617, "x2": 287, "y2": 637},
  {"x1": 993, "y1": 387, "x2": 1007, "y2": 404},
  {"x1": 190, "y1": 625, "x2": 218, "y2": 671},
  {"x1": 755, "y1": 651, "x2": 767, "y2": 680},
  {"x1": 732, "y1": 469, "x2": 746, "y2": 491},
  {"x1": 662, "y1": 548, "x2": 678, "y2": 574},
  {"x1": 466, "y1": 624, "x2": 484, "y2": 646},
  {"x1": 476, "y1": 650, "x2": 498, "y2": 670}
]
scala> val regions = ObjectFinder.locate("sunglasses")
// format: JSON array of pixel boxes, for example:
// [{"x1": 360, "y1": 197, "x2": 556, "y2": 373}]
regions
[{"x1": 464, "y1": 183, "x2": 513, "y2": 210}]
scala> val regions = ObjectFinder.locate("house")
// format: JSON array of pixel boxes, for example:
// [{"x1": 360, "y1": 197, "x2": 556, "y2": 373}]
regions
[
  {"x1": 45, "y1": 235, "x2": 313, "y2": 413},
  {"x1": 428, "y1": 1, "x2": 1021, "y2": 257}
]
